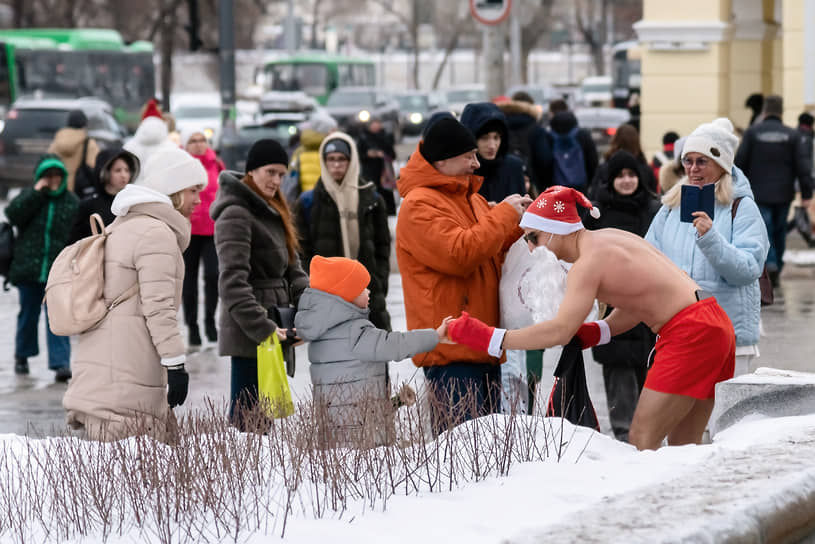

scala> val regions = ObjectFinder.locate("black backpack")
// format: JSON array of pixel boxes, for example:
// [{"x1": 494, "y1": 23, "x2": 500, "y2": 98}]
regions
[
  {"x1": 0, "y1": 221, "x2": 15, "y2": 290},
  {"x1": 74, "y1": 137, "x2": 96, "y2": 199}
]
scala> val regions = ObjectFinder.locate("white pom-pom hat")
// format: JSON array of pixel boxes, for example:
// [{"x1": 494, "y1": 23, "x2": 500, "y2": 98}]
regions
[
  {"x1": 520, "y1": 185, "x2": 600, "y2": 235},
  {"x1": 681, "y1": 117, "x2": 738, "y2": 174}
]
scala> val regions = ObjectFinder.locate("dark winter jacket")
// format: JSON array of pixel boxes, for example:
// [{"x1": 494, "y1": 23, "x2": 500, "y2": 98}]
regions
[
  {"x1": 6, "y1": 156, "x2": 79, "y2": 285},
  {"x1": 211, "y1": 171, "x2": 309, "y2": 359},
  {"x1": 584, "y1": 165, "x2": 659, "y2": 367},
  {"x1": 69, "y1": 147, "x2": 139, "y2": 243},
  {"x1": 735, "y1": 116, "x2": 814, "y2": 204},
  {"x1": 542, "y1": 112, "x2": 599, "y2": 192},
  {"x1": 295, "y1": 180, "x2": 392, "y2": 330},
  {"x1": 496, "y1": 100, "x2": 552, "y2": 193},
  {"x1": 357, "y1": 128, "x2": 396, "y2": 187},
  {"x1": 460, "y1": 102, "x2": 526, "y2": 203},
  {"x1": 797, "y1": 126, "x2": 814, "y2": 181}
]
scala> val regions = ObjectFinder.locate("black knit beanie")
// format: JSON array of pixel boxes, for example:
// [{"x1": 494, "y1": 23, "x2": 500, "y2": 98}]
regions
[
  {"x1": 605, "y1": 150, "x2": 641, "y2": 182},
  {"x1": 245, "y1": 139, "x2": 289, "y2": 172},
  {"x1": 799, "y1": 112, "x2": 814, "y2": 127},
  {"x1": 67, "y1": 109, "x2": 87, "y2": 129},
  {"x1": 420, "y1": 117, "x2": 477, "y2": 163}
]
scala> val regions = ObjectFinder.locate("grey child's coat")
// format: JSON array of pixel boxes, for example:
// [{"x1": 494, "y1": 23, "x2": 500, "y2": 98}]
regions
[{"x1": 295, "y1": 287, "x2": 438, "y2": 446}]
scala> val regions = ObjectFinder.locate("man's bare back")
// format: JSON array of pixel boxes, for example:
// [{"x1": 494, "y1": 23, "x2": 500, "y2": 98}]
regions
[
  {"x1": 581, "y1": 229, "x2": 699, "y2": 332},
  {"x1": 501, "y1": 228, "x2": 699, "y2": 351}
]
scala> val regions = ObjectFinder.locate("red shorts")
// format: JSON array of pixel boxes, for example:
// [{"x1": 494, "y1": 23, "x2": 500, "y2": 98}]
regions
[{"x1": 643, "y1": 297, "x2": 735, "y2": 400}]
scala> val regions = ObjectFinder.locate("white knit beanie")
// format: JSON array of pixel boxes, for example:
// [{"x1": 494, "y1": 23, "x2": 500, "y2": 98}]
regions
[
  {"x1": 681, "y1": 118, "x2": 738, "y2": 174},
  {"x1": 137, "y1": 148, "x2": 207, "y2": 196}
]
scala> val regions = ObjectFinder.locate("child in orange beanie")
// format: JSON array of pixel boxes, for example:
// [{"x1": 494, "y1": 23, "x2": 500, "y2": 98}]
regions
[{"x1": 295, "y1": 255, "x2": 452, "y2": 447}]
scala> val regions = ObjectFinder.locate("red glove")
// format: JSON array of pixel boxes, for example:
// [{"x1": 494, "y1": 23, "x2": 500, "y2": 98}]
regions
[
  {"x1": 448, "y1": 312, "x2": 506, "y2": 356},
  {"x1": 576, "y1": 320, "x2": 611, "y2": 349}
]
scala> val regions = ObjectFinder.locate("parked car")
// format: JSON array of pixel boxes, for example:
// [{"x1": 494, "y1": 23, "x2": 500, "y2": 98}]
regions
[
  {"x1": 576, "y1": 76, "x2": 613, "y2": 108},
  {"x1": 0, "y1": 97, "x2": 127, "y2": 195},
  {"x1": 171, "y1": 92, "x2": 222, "y2": 150},
  {"x1": 324, "y1": 86, "x2": 401, "y2": 140},
  {"x1": 221, "y1": 114, "x2": 306, "y2": 173},
  {"x1": 393, "y1": 90, "x2": 446, "y2": 136},
  {"x1": 573, "y1": 106, "x2": 631, "y2": 157},
  {"x1": 443, "y1": 85, "x2": 487, "y2": 117}
]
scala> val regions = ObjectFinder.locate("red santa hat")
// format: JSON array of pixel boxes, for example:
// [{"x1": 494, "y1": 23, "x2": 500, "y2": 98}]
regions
[
  {"x1": 141, "y1": 98, "x2": 163, "y2": 121},
  {"x1": 520, "y1": 185, "x2": 600, "y2": 235}
]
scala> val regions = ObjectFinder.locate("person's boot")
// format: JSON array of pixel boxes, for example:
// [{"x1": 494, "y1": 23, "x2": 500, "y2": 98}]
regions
[
  {"x1": 188, "y1": 325, "x2": 202, "y2": 351},
  {"x1": 205, "y1": 320, "x2": 218, "y2": 343},
  {"x1": 54, "y1": 366, "x2": 72, "y2": 383},
  {"x1": 14, "y1": 357, "x2": 29, "y2": 375}
]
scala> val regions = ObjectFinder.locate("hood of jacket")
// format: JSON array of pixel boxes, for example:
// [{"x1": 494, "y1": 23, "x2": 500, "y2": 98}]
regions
[
  {"x1": 300, "y1": 128, "x2": 327, "y2": 150},
  {"x1": 497, "y1": 100, "x2": 541, "y2": 124},
  {"x1": 397, "y1": 143, "x2": 483, "y2": 197},
  {"x1": 593, "y1": 171, "x2": 654, "y2": 212},
  {"x1": 34, "y1": 155, "x2": 69, "y2": 197},
  {"x1": 111, "y1": 183, "x2": 172, "y2": 216},
  {"x1": 92, "y1": 147, "x2": 140, "y2": 194},
  {"x1": 49, "y1": 127, "x2": 88, "y2": 158},
  {"x1": 460, "y1": 102, "x2": 510, "y2": 158},
  {"x1": 730, "y1": 165, "x2": 755, "y2": 201},
  {"x1": 209, "y1": 170, "x2": 280, "y2": 221},
  {"x1": 317, "y1": 131, "x2": 367, "y2": 188},
  {"x1": 550, "y1": 111, "x2": 579, "y2": 134},
  {"x1": 112, "y1": 198, "x2": 191, "y2": 251},
  {"x1": 294, "y1": 288, "x2": 369, "y2": 341}
]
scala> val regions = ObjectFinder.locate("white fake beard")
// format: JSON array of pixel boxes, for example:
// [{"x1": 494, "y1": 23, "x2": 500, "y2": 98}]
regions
[
  {"x1": 519, "y1": 245, "x2": 568, "y2": 323},
  {"x1": 500, "y1": 238, "x2": 568, "y2": 328}
]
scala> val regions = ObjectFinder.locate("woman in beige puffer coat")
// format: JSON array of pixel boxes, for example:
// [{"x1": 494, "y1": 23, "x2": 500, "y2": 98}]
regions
[{"x1": 63, "y1": 148, "x2": 206, "y2": 442}]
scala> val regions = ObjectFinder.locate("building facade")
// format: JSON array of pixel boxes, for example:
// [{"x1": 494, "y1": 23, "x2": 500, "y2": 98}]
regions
[{"x1": 635, "y1": 0, "x2": 815, "y2": 157}]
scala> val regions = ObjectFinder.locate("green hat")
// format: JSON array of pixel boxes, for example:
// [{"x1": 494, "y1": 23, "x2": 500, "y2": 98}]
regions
[{"x1": 34, "y1": 155, "x2": 68, "y2": 182}]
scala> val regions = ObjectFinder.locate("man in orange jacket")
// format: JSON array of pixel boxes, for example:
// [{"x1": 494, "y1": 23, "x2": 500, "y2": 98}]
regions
[{"x1": 396, "y1": 117, "x2": 531, "y2": 434}]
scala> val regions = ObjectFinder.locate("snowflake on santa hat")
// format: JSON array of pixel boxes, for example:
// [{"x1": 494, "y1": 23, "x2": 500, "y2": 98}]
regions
[
  {"x1": 536, "y1": 198, "x2": 547, "y2": 209},
  {"x1": 554, "y1": 201, "x2": 565, "y2": 213}
]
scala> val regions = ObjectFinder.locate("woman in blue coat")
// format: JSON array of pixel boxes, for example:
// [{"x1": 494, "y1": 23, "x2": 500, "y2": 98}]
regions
[{"x1": 646, "y1": 118, "x2": 769, "y2": 377}]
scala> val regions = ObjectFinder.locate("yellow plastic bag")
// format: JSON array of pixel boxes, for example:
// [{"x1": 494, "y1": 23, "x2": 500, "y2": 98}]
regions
[{"x1": 257, "y1": 333, "x2": 294, "y2": 418}]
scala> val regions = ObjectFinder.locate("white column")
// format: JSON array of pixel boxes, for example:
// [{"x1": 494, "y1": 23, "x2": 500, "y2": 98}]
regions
[{"x1": 805, "y1": 0, "x2": 815, "y2": 105}]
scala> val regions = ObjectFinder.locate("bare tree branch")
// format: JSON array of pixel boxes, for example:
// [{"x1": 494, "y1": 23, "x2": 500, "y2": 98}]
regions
[{"x1": 369, "y1": 0, "x2": 411, "y2": 27}]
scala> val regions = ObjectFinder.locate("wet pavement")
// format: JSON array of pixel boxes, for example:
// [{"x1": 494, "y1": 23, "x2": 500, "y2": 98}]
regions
[{"x1": 2, "y1": 211, "x2": 814, "y2": 439}]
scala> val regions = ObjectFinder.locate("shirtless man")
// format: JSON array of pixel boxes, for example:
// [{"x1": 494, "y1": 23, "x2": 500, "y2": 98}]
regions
[{"x1": 447, "y1": 186, "x2": 735, "y2": 450}]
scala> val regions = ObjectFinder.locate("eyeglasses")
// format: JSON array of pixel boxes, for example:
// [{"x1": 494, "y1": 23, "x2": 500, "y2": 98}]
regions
[
  {"x1": 523, "y1": 231, "x2": 539, "y2": 245},
  {"x1": 681, "y1": 157, "x2": 710, "y2": 169}
]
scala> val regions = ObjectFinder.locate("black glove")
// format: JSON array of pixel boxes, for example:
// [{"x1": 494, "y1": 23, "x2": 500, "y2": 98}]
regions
[{"x1": 166, "y1": 365, "x2": 189, "y2": 408}]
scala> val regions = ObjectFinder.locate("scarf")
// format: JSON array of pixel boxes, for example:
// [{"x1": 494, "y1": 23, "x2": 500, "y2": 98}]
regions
[{"x1": 318, "y1": 132, "x2": 363, "y2": 259}]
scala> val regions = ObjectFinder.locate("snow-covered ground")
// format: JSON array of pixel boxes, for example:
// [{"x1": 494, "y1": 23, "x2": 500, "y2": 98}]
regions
[{"x1": 2, "y1": 413, "x2": 815, "y2": 543}]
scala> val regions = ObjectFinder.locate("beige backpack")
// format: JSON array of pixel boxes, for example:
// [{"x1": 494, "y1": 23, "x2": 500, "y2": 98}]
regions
[{"x1": 46, "y1": 213, "x2": 138, "y2": 336}]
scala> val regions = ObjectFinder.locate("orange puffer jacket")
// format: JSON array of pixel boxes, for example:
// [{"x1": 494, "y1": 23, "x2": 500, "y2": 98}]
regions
[{"x1": 396, "y1": 144, "x2": 522, "y2": 368}]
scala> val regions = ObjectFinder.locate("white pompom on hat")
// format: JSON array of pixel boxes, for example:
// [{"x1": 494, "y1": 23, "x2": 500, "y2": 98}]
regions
[
  {"x1": 681, "y1": 117, "x2": 738, "y2": 174},
  {"x1": 520, "y1": 185, "x2": 600, "y2": 235},
  {"x1": 137, "y1": 148, "x2": 207, "y2": 196}
]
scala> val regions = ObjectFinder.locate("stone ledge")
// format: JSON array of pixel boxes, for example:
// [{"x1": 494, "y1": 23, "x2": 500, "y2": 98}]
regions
[{"x1": 711, "y1": 367, "x2": 815, "y2": 437}]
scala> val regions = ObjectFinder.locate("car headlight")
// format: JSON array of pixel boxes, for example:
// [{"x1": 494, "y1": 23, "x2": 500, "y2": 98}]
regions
[
  {"x1": 0, "y1": 120, "x2": 4, "y2": 134},
  {"x1": 358, "y1": 110, "x2": 371, "y2": 123},
  {"x1": 288, "y1": 125, "x2": 297, "y2": 135},
  {"x1": 203, "y1": 127, "x2": 215, "y2": 139},
  {"x1": 409, "y1": 112, "x2": 423, "y2": 124}
]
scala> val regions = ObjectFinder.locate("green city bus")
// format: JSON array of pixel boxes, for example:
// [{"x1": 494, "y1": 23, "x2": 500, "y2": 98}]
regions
[
  {"x1": 0, "y1": 28, "x2": 155, "y2": 130},
  {"x1": 262, "y1": 53, "x2": 376, "y2": 104}
]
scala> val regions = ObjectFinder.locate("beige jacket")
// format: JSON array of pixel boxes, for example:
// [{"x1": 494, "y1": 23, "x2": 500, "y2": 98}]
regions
[
  {"x1": 48, "y1": 127, "x2": 100, "y2": 192},
  {"x1": 63, "y1": 197, "x2": 190, "y2": 441}
]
